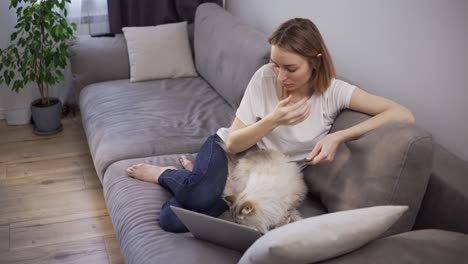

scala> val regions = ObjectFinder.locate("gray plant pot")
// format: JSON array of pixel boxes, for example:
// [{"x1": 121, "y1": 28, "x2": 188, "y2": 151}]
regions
[{"x1": 31, "y1": 97, "x2": 63, "y2": 136}]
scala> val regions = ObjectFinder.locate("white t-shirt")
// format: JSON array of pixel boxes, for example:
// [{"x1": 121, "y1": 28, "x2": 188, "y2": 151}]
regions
[{"x1": 217, "y1": 64, "x2": 356, "y2": 161}]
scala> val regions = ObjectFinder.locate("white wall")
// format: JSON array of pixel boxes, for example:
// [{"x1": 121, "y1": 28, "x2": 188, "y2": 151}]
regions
[
  {"x1": 0, "y1": 1, "x2": 71, "y2": 123},
  {"x1": 227, "y1": 0, "x2": 468, "y2": 162}
]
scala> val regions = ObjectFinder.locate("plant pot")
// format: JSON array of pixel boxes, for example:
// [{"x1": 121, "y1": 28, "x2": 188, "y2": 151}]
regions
[{"x1": 31, "y1": 97, "x2": 63, "y2": 136}]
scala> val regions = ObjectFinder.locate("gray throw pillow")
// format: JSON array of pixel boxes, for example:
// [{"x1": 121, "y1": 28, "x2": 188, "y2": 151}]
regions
[{"x1": 238, "y1": 205, "x2": 408, "y2": 264}]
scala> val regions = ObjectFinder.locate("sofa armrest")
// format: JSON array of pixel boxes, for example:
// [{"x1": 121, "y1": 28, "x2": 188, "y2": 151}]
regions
[
  {"x1": 307, "y1": 109, "x2": 433, "y2": 236},
  {"x1": 414, "y1": 143, "x2": 468, "y2": 234},
  {"x1": 69, "y1": 34, "x2": 130, "y2": 101}
]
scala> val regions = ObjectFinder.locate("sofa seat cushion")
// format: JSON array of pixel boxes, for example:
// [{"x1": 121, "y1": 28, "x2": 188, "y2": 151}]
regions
[
  {"x1": 320, "y1": 229, "x2": 468, "y2": 264},
  {"x1": 79, "y1": 77, "x2": 235, "y2": 181},
  {"x1": 103, "y1": 154, "x2": 327, "y2": 264},
  {"x1": 103, "y1": 154, "x2": 242, "y2": 264}
]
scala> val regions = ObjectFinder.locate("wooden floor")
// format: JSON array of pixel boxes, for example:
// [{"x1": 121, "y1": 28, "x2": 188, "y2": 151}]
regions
[{"x1": 0, "y1": 116, "x2": 123, "y2": 264}]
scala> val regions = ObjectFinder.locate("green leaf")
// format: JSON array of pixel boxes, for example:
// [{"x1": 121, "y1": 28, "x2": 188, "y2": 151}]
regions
[
  {"x1": 16, "y1": 6, "x2": 23, "y2": 16},
  {"x1": 11, "y1": 32, "x2": 18, "y2": 42},
  {"x1": 4, "y1": 71, "x2": 11, "y2": 85},
  {"x1": 13, "y1": 79, "x2": 22, "y2": 92},
  {"x1": 14, "y1": 80, "x2": 24, "y2": 93},
  {"x1": 18, "y1": 37, "x2": 26, "y2": 47},
  {"x1": 10, "y1": 0, "x2": 18, "y2": 9},
  {"x1": 4, "y1": 56, "x2": 11, "y2": 67},
  {"x1": 55, "y1": 26, "x2": 62, "y2": 37}
]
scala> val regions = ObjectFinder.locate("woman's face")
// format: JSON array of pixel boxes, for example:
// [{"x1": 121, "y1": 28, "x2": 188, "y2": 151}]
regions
[{"x1": 270, "y1": 45, "x2": 313, "y2": 94}]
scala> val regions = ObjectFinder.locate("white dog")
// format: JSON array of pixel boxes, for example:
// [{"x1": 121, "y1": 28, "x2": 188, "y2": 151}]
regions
[{"x1": 222, "y1": 149, "x2": 307, "y2": 234}]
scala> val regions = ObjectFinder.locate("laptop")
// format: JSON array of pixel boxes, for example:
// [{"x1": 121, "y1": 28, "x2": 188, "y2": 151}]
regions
[{"x1": 170, "y1": 205, "x2": 263, "y2": 252}]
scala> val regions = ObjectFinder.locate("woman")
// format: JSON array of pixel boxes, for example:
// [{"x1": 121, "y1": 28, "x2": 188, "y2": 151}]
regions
[{"x1": 126, "y1": 18, "x2": 415, "y2": 233}]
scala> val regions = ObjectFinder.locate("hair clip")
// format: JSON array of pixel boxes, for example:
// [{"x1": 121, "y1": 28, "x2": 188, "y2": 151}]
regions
[{"x1": 317, "y1": 53, "x2": 323, "y2": 58}]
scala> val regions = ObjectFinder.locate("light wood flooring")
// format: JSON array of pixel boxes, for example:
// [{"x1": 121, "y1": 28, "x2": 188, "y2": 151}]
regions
[{"x1": 0, "y1": 116, "x2": 124, "y2": 264}]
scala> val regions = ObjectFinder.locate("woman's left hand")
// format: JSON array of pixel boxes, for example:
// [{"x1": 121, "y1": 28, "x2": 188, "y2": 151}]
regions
[{"x1": 306, "y1": 132, "x2": 344, "y2": 165}]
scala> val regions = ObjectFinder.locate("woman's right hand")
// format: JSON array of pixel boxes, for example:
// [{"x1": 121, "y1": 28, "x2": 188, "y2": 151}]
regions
[{"x1": 266, "y1": 95, "x2": 311, "y2": 126}]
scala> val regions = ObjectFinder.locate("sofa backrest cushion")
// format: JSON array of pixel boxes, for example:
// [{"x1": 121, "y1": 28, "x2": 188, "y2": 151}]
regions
[
  {"x1": 70, "y1": 34, "x2": 130, "y2": 101},
  {"x1": 70, "y1": 26, "x2": 196, "y2": 102},
  {"x1": 194, "y1": 3, "x2": 270, "y2": 109},
  {"x1": 304, "y1": 110, "x2": 433, "y2": 237}
]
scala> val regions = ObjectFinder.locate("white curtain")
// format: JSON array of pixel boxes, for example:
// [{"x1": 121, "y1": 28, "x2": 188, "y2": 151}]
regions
[{"x1": 67, "y1": 0, "x2": 110, "y2": 35}]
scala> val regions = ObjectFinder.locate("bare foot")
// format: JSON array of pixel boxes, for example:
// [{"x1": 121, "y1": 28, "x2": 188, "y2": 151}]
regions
[
  {"x1": 126, "y1": 163, "x2": 177, "y2": 184},
  {"x1": 179, "y1": 155, "x2": 194, "y2": 171}
]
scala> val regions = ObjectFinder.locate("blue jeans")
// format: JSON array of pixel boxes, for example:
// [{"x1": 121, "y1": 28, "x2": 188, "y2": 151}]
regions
[{"x1": 158, "y1": 134, "x2": 229, "y2": 233}]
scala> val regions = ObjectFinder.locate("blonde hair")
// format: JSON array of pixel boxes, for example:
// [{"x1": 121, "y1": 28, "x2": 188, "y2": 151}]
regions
[{"x1": 268, "y1": 18, "x2": 336, "y2": 94}]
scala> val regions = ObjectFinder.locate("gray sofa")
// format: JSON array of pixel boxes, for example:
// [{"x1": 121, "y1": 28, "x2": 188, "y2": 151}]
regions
[{"x1": 71, "y1": 3, "x2": 468, "y2": 264}]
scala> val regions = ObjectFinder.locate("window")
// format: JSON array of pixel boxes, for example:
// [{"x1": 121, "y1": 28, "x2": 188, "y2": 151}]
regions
[{"x1": 67, "y1": 0, "x2": 109, "y2": 35}]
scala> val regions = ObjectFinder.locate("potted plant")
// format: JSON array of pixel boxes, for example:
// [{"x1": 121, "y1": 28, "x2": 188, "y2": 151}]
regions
[{"x1": 0, "y1": 0, "x2": 77, "y2": 135}]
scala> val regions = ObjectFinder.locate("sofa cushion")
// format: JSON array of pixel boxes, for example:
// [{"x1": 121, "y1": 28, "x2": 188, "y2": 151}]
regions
[
  {"x1": 122, "y1": 21, "x2": 197, "y2": 82},
  {"x1": 319, "y1": 229, "x2": 468, "y2": 264},
  {"x1": 103, "y1": 154, "x2": 242, "y2": 264},
  {"x1": 70, "y1": 26, "x2": 197, "y2": 103},
  {"x1": 304, "y1": 110, "x2": 433, "y2": 237},
  {"x1": 239, "y1": 206, "x2": 408, "y2": 264},
  {"x1": 103, "y1": 154, "x2": 328, "y2": 264},
  {"x1": 79, "y1": 77, "x2": 234, "y2": 181},
  {"x1": 194, "y1": 3, "x2": 270, "y2": 109},
  {"x1": 414, "y1": 143, "x2": 468, "y2": 235},
  {"x1": 70, "y1": 34, "x2": 130, "y2": 100}
]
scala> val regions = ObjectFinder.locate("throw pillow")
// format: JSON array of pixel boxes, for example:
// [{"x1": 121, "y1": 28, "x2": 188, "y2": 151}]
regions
[
  {"x1": 238, "y1": 205, "x2": 408, "y2": 264},
  {"x1": 122, "y1": 21, "x2": 197, "y2": 82}
]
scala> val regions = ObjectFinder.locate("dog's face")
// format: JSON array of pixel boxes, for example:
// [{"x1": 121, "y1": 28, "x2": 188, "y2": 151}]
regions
[{"x1": 224, "y1": 195, "x2": 269, "y2": 234}]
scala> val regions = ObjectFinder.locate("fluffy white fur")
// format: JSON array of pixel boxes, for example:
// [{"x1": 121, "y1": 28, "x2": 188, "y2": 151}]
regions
[{"x1": 222, "y1": 149, "x2": 307, "y2": 234}]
